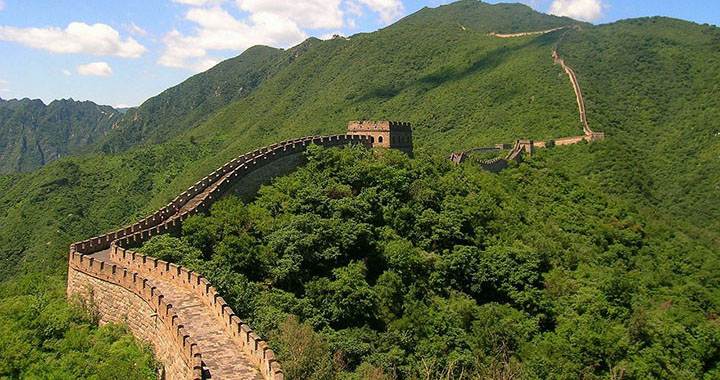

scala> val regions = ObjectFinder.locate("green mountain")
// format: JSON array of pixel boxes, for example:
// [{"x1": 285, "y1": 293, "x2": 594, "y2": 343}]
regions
[
  {"x1": 0, "y1": 98, "x2": 119, "y2": 173},
  {"x1": 97, "y1": 1, "x2": 579, "y2": 155},
  {"x1": 544, "y1": 17, "x2": 720, "y2": 233},
  {"x1": 98, "y1": 44, "x2": 294, "y2": 153},
  {"x1": 1, "y1": 0, "x2": 719, "y2": 378}
]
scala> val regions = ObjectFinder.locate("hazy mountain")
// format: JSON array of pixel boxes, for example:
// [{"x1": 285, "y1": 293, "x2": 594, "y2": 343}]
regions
[
  {"x1": 0, "y1": 98, "x2": 118, "y2": 173},
  {"x1": 1, "y1": 1, "x2": 719, "y2": 378}
]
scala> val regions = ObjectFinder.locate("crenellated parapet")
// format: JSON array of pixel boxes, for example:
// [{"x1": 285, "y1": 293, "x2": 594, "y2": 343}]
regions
[
  {"x1": 347, "y1": 121, "x2": 413, "y2": 155},
  {"x1": 68, "y1": 132, "x2": 408, "y2": 380},
  {"x1": 68, "y1": 250, "x2": 204, "y2": 380}
]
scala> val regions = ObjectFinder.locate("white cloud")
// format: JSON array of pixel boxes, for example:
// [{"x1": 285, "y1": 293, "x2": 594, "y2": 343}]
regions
[
  {"x1": 236, "y1": 0, "x2": 344, "y2": 29},
  {"x1": 0, "y1": 88, "x2": 10, "y2": 93},
  {"x1": 0, "y1": 79, "x2": 7, "y2": 84},
  {"x1": 0, "y1": 0, "x2": 5, "y2": 11},
  {"x1": 76, "y1": 62, "x2": 114, "y2": 77},
  {"x1": 158, "y1": 6, "x2": 306, "y2": 72},
  {"x1": 0, "y1": 22, "x2": 146, "y2": 57},
  {"x1": 548, "y1": 0, "x2": 605, "y2": 21},
  {"x1": 61, "y1": 69, "x2": 71, "y2": 76},
  {"x1": 159, "y1": 0, "x2": 409, "y2": 72},
  {"x1": 356, "y1": 0, "x2": 404, "y2": 24},
  {"x1": 127, "y1": 22, "x2": 147, "y2": 36},
  {"x1": 345, "y1": 1, "x2": 364, "y2": 17}
]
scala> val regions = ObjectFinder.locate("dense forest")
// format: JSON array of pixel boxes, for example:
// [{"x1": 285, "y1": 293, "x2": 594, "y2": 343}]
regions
[
  {"x1": 0, "y1": 0, "x2": 719, "y2": 378},
  {"x1": 140, "y1": 146, "x2": 720, "y2": 379}
]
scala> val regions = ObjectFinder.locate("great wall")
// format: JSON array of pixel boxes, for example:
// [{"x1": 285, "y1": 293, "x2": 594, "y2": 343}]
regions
[
  {"x1": 67, "y1": 126, "x2": 415, "y2": 380},
  {"x1": 450, "y1": 27, "x2": 604, "y2": 167},
  {"x1": 67, "y1": 27, "x2": 601, "y2": 380}
]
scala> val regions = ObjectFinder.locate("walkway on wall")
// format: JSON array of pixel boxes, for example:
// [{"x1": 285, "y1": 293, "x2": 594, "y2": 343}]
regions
[
  {"x1": 489, "y1": 26, "x2": 564, "y2": 38},
  {"x1": 84, "y1": 145, "x2": 283, "y2": 378},
  {"x1": 71, "y1": 135, "x2": 373, "y2": 380},
  {"x1": 88, "y1": 249, "x2": 264, "y2": 380},
  {"x1": 147, "y1": 271, "x2": 264, "y2": 379}
]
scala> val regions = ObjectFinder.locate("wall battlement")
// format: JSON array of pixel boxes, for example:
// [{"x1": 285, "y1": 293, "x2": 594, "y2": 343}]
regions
[
  {"x1": 347, "y1": 120, "x2": 413, "y2": 154},
  {"x1": 67, "y1": 131, "x2": 411, "y2": 380}
]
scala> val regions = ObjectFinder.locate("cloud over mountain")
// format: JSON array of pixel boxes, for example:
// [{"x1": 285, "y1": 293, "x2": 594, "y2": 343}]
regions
[
  {"x1": 76, "y1": 62, "x2": 114, "y2": 77},
  {"x1": 548, "y1": 0, "x2": 605, "y2": 22},
  {"x1": 0, "y1": 22, "x2": 146, "y2": 57},
  {"x1": 159, "y1": 0, "x2": 405, "y2": 72}
]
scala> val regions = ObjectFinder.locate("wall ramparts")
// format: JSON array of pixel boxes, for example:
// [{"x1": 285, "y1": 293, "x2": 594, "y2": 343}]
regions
[
  {"x1": 69, "y1": 133, "x2": 374, "y2": 380},
  {"x1": 452, "y1": 27, "x2": 604, "y2": 169},
  {"x1": 490, "y1": 27, "x2": 564, "y2": 38},
  {"x1": 554, "y1": 135, "x2": 587, "y2": 146},
  {"x1": 67, "y1": 251, "x2": 203, "y2": 380}
]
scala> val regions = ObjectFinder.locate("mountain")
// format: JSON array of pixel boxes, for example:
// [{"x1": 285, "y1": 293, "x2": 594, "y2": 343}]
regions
[
  {"x1": 98, "y1": 43, "x2": 296, "y2": 153},
  {"x1": 543, "y1": 16, "x2": 720, "y2": 232},
  {"x1": 1, "y1": 0, "x2": 719, "y2": 378},
  {"x1": 1, "y1": 0, "x2": 717, "y2": 292},
  {"x1": 0, "y1": 98, "x2": 119, "y2": 173},
  {"x1": 96, "y1": 1, "x2": 580, "y2": 154}
]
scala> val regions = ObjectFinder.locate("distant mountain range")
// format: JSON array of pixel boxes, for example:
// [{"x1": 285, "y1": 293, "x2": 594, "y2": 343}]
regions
[
  {"x1": 1, "y1": 1, "x2": 720, "y2": 378},
  {"x1": 0, "y1": 97, "x2": 118, "y2": 173}
]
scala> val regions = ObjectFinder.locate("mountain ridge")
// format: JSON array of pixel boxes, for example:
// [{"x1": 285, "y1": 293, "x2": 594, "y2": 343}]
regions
[
  {"x1": 0, "y1": 97, "x2": 119, "y2": 173},
  {"x1": 1, "y1": 2, "x2": 720, "y2": 378}
]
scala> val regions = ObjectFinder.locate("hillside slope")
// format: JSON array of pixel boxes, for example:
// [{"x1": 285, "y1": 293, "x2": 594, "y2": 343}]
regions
[
  {"x1": 98, "y1": 43, "x2": 305, "y2": 153},
  {"x1": 541, "y1": 17, "x2": 720, "y2": 232},
  {"x1": 1, "y1": 1, "x2": 720, "y2": 377},
  {"x1": 0, "y1": 98, "x2": 118, "y2": 173},
  {"x1": 1, "y1": 0, "x2": 717, "y2": 280},
  {"x1": 96, "y1": 0, "x2": 579, "y2": 156}
]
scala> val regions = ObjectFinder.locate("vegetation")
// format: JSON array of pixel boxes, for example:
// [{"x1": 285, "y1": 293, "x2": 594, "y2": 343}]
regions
[
  {"x1": 546, "y1": 17, "x2": 720, "y2": 233},
  {"x1": 0, "y1": 1, "x2": 718, "y2": 378},
  {"x1": 141, "y1": 145, "x2": 720, "y2": 379},
  {"x1": 0, "y1": 272, "x2": 157, "y2": 379},
  {"x1": 0, "y1": 98, "x2": 118, "y2": 173}
]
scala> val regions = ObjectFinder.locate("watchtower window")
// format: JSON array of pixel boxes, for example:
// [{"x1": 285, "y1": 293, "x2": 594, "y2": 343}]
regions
[
  {"x1": 370, "y1": 136, "x2": 374, "y2": 143},
  {"x1": 378, "y1": 136, "x2": 383, "y2": 143}
]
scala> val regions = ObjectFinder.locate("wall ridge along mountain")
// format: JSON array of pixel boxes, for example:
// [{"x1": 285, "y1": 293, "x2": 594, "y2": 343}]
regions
[
  {"x1": 68, "y1": 134, "x2": 382, "y2": 379},
  {"x1": 450, "y1": 27, "x2": 605, "y2": 166}
]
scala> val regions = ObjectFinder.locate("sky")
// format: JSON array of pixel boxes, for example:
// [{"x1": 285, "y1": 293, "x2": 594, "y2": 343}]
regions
[{"x1": 0, "y1": 0, "x2": 717, "y2": 108}]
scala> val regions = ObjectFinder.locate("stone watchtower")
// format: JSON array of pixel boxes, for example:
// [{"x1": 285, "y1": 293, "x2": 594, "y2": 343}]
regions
[{"x1": 347, "y1": 121, "x2": 413, "y2": 155}]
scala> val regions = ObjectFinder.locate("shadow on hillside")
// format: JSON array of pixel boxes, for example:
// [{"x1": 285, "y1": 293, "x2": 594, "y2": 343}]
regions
[{"x1": 355, "y1": 32, "x2": 559, "y2": 102}]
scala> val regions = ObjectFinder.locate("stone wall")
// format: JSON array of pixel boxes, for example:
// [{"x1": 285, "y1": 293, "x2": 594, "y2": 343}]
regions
[
  {"x1": 347, "y1": 121, "x2": 413, "y2": 154},
  {"x1": 224, "y1": 151, "x2": 307, "y2": 201},
  {"x1": 554, "y1": 135, "x2": 587, "y2": 146},
  {"x1": 451, "y1": 27, "x2": 605, "y2": 170},
  {"x1": 68, "y1": 134, "x2": 376, "y2": 380},
  {"x1": 67, "y1": 253, "x2": 202, "y2": 380}
]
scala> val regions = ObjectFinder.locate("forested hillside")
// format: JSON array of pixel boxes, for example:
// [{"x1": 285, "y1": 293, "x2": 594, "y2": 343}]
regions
[
  {"x1": 544, "y1": 17, "x2": 720, "y2": 233},
  {"x1": 141, "y1": 145, "x2": 720, "y2": 379},
  {"x1": 0, "y1": 98, "x2": 118, "y2": 173},
  {"x1": 0, "y1": 0, "x2": 719, "y2": 378},
  {"x1": 97, "y1": 0, "x2": 579, "y2": 155},
  {"x1": 98, "y1": 44, "x2": 294, "y2": 153}
]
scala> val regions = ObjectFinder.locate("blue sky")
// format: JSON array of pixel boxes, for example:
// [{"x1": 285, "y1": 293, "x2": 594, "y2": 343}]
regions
[{"x1": 0, "y1": 0, "x2": 717, "y2": 108}]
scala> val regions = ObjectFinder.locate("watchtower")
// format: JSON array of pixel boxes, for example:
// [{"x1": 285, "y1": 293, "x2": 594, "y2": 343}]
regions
[{"x1": 347, "y1": 120, "x2": 413, "y2": 155}]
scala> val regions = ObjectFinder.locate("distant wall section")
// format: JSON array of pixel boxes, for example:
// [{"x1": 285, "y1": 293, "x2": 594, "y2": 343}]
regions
[{"x1": 347, "y1": 121, "x2": 413, "y2": 155}]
